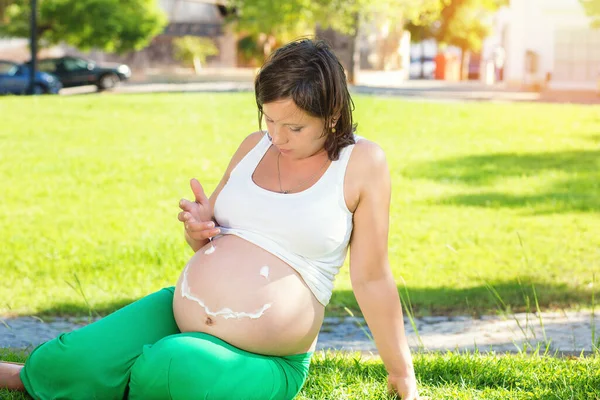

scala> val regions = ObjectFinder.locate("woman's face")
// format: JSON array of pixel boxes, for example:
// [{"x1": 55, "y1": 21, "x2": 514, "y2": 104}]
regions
[{"x1": 262, "y1": 98, "x2": 329, "y2": 160}]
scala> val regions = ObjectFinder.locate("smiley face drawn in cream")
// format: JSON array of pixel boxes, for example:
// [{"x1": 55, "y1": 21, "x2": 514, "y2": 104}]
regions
[{"x1": 181, "y1": 263, "x2": 271, "y2": 320}]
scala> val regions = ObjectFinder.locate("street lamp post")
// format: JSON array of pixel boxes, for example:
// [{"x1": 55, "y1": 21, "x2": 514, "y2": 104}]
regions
[{"x1": 28, "y1": 0, "x2": 38, "y2": 95}]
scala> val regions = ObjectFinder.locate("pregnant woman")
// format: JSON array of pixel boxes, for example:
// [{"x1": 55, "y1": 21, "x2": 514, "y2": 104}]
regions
[{"x1": 0, "y1": 39, "x2": 418, "y2": 399}]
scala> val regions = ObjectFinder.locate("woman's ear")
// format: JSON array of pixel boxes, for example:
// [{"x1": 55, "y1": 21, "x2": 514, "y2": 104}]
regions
[{"x1": 330, "y1": 114, "x2": 340, "y2": 127}]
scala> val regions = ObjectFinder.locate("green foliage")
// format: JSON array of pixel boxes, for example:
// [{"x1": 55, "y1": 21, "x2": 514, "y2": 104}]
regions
[
  {"x1": 224, "y1": 1, "x2": 448, "y2": 78},
  {"x1": 0, "y1": 0, "x2": 14, "y2": 23},
  {"x1": 581, "y1": 0, "x2": 600, "y2": 28},
  {"x1": 404, "y1": 21, "x2": 436, "y2": 43},
  {"x1": 0, "y1": 0, "x2": 167, "y2": 54},
  {"x1": 405, "y1": 0, "x2": 505, "y2": 51},
  {"x1": 172, "y1": 36, "x2": 219, "y2": 71},
  {"x1": 224, "y1": 0, "x2": 356, "y2": 66},
  {"x1": 224, "y1": 0, "x2": 334, "y2": 66},
  {"x1": 438, "y1": 0, "x2": 490, "y2": 52},
  {"x1": 237, "y1": 34, "x2": 265, "y2": 67},
  {"x1": 404, "y1": 0, "x2": 505, "y2": 79},
  {"x1": 226, "y1": 0, "x2": 318, "y2": 41},
  {"x1": 225, "y1": 0, "x2": 448, "y2": 50},
  {"x1": 350, "y1": 0, "x2": 446, "y2": 36}
]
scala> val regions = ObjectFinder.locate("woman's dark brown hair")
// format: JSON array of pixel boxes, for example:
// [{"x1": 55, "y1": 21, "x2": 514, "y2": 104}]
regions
[{"x1": 254, "y1": 38, "x2": 357, "y2": 161}]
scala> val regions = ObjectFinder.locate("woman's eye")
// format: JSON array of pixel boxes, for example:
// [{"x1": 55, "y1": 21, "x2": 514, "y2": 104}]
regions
[{"x1": 290, "y1": 127, "x2": 302, "y2": 132}]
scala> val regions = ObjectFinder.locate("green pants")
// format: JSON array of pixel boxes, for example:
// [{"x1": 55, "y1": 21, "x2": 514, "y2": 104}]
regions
[{"x1": 20, "y1": 287, "x2": 312, "y2": 400}]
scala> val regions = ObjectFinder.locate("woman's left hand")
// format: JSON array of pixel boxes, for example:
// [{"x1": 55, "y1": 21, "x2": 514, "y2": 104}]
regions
[{"x1": 387, "y1": 373, "x2": 420, "y2": 400}]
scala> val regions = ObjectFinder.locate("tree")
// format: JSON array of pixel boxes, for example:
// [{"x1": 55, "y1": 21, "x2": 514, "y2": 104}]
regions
[
  {"x1": 314, "y1": 0, "x2": 448, "y2": 81},
  {"x1": 225, "y1": 0, "x2": 447, "y2": 82},
  {"x1": 173, "y1": 36, "x2": 219, "y2": 74},
  {"x1": 581, "y1": 0, "x2": 600, "y2": 28},
  {"x1": 236, "y1": 33, "x2": 267, "y2": 67},
  {"x1": 0, "y1": 0, "x2": 167, "y2": 54},
  {"x1": 0, "y1": 0, "x2": 13, "y2": 23},
  {"x1": 437, "y1": 0, "x2": 492, "y2": 79},
  {"x1": 406, "y1": 0, "x2": 505, "y2": 80},
  {"x1": 225, "y1": 0, "x2": 335, "y2": 60},
  {"x1": 322, "y1": 0, "x2": 447, "y2": 80}
]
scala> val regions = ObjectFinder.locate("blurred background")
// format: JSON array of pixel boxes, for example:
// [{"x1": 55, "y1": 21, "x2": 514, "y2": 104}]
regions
[{"x1": 0, "y1": 0, "x2": 599, "y2": 95}]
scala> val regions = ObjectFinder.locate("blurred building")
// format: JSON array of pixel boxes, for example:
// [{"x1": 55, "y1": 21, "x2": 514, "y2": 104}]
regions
[
  {"x1": 483, "y1": 0, "x2": 600, "y2": 90},
  {"x1": 89, "y1": 0, "x2": 236, "y2": 70},
  {"x1": 0, "y1": 0, "x2": 236, "y2": 70}
]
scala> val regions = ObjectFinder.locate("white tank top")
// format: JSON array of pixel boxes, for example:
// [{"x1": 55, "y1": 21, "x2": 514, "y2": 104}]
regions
[{"x1": 213, "y1": 132, "x2": 357, "y2": 306}]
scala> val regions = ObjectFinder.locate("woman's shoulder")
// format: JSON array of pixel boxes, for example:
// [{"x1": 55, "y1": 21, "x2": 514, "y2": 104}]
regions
[
  {"x1": 348, "y1": 137, "x2": 388, "y2": 169},
  {"x1": 239, "y1": 130, "x2": 267, "y2": 150},
  {"x1": 230, "y1": 131, "x2": 267, "y2": 160},
  {"x1": 342, "y1": 137, "x2": 389, "y2": 212}
]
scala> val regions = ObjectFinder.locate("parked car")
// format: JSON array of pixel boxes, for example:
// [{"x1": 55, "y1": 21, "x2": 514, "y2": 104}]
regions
[
  {"x1": 29, "y1": 56, "x2": 131, "y2": 91},
  {"x1": 0, "y1": 60, "x2": 62, "y2": 95},
  {"x1": 409, "y1": 56, "x2": 436, "y2": 79}
]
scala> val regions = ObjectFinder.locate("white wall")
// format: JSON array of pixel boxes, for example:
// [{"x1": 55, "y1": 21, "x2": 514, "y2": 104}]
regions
[
  {"x1": 492, "y1": 0, "x2": 596, "y2": 89},
  {"x1": 504, "y1": 0, "x2": 554, "y2": 87}
]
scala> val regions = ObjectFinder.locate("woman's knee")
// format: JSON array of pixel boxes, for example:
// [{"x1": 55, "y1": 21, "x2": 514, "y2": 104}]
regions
[
  {"x1": 129, "y1": 334, "x2": 236, "y2": 399},
  {"x1": 22, "y1": 333, "x2": 131, "y2": 399},
  {"x1": 25, "y1": 333, "x2": 91, "y2": 380},
  {"x1": 129, "y1": 333, "x2": 294, "y2": 399}
]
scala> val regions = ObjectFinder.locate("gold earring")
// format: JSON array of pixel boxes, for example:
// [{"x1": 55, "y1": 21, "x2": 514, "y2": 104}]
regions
[{"x1": 331, "y1": 127, "x2": 336, "y2": 133}]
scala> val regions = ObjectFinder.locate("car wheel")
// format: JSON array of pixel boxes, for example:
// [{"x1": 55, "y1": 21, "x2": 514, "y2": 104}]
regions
[
  {"x1": 97, "y1": 73, "x2": 119, "y2": 91},
  {"x1": 33, "y1": 84, "x2": 47, "y2": 95}
]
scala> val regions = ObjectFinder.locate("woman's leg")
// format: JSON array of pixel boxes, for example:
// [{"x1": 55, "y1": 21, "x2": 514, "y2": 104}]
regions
[
  {"x1": 0, "y1": 362, "x2": 25, "y2": 390},
  {"x1": 128, "y1": 332, "x2": 312, "y2": 400},
  {"x1": 20, "y1": 286, "x2": 180, "y2": 400}
]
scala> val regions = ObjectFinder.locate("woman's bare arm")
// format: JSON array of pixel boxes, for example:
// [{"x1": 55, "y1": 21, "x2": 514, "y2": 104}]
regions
[{"x1": 347, "y1": 140, "x2": 418, "y2": 398}]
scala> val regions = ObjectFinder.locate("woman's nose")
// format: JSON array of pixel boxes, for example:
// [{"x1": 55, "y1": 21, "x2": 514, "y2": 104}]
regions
[{"x1": 270, "y1": 128, "x2": 287, "y2": 145}]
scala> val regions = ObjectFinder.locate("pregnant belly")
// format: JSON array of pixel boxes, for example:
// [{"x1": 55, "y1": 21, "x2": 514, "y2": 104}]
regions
[{"x1": 173, "y1": 234, "x2": 325, "y2": 356}]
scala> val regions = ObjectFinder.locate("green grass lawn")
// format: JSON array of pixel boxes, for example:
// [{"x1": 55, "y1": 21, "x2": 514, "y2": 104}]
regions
[
  {"x1": 0, "y1": 93, "x2": 599, "y2": 319},
  {"x1": 1, "y1": 93, "x2": 599, "y2": 399},
  {"x1": 2, "y1": 349, "x2": 599, "y2": 399}
]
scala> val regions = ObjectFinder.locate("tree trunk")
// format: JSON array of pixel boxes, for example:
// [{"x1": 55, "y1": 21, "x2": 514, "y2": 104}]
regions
[
  {"x1": 193, "y1": 56, "x2": 202, "y2": 74},
  {"x1": 346, "y1": 13, "x2": 360, "y2": 84},
  {"x1": 28, "y1": 0, "x2": 38, "y2": 95},
  {"x1": 459, "y1": 47, "x2": 467, "y2": 81}
]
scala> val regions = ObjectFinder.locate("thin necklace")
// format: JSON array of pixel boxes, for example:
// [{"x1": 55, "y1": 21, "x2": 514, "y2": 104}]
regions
[{"x1": 277, "y1": 151, "x2": 330, "y2": 194}]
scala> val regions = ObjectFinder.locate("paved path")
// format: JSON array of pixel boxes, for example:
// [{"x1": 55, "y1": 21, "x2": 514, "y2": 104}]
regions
[
  {"x1": 59, "y1": 81, "x2": 599, "y2": 104},
  {"x1": 2, "y1": 311, "x2": 598, "y2": 356}
]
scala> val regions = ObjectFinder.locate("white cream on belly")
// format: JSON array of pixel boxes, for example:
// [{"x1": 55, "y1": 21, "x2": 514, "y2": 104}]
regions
[
  {"x1": 259, "y1": 265, "x2": 270, "y2": 279},
  {"x1": 181, "y1": 263, "x2": 271, "y2": 319},
  {"x1": 204, "y1": 240, "x2": 216, "y2": 254}
]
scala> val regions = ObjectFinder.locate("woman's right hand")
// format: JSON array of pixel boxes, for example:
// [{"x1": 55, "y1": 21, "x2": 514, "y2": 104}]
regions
[{"x1": 178, "y1": 178, "x2": 220, "y2": 243}]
